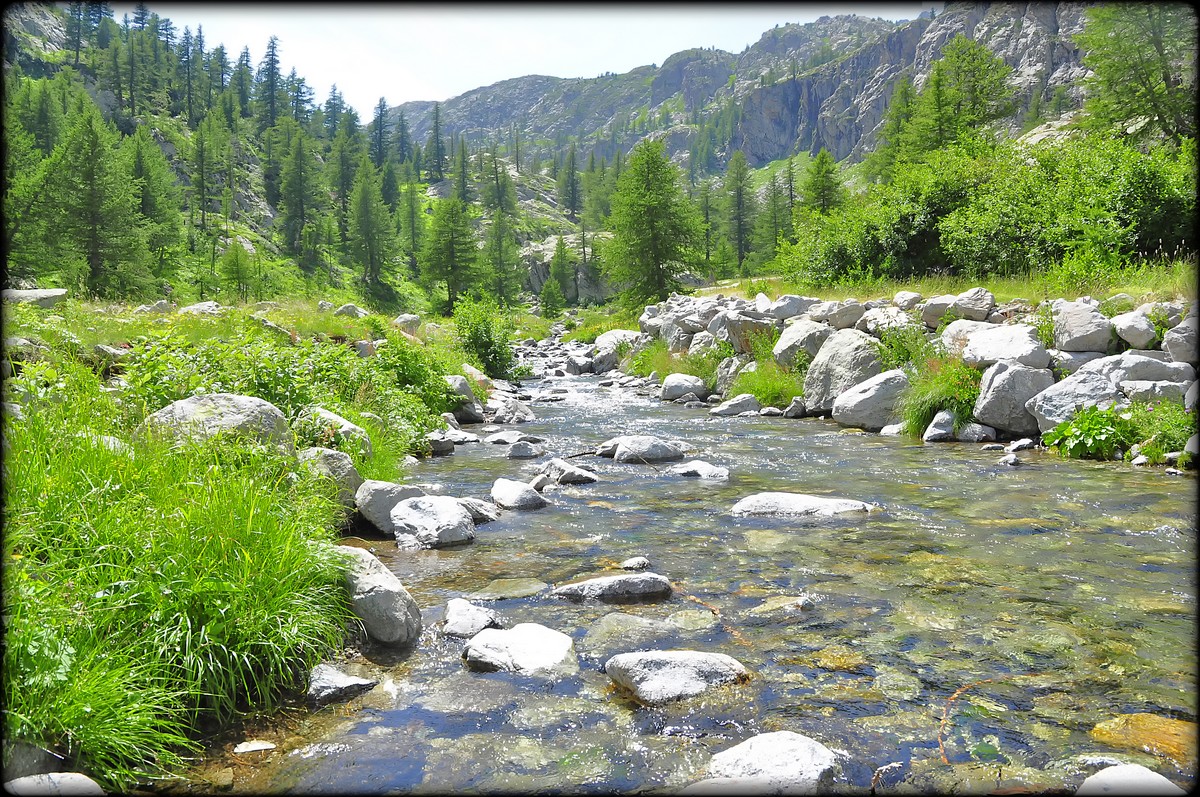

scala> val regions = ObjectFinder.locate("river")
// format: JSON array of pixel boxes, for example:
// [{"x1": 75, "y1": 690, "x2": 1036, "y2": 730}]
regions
[{"x1": 232, "y1": 370, "x2": 1196, "y2": 793}]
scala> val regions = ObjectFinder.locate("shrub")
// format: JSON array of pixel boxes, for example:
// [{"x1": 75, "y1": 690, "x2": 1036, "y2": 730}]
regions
[
  {"x1": 727, "y1": 356, "x2": 807, "y2": 408},
  {"x1": 453, "y1": 297, "x2": 517, "y2": 379},
  {"x1": 1042, "y1": 404, "x2": 1137, "y2": 460},
  {"x1": 877, "y1": 323, "x2": 933, "y2": 370}
]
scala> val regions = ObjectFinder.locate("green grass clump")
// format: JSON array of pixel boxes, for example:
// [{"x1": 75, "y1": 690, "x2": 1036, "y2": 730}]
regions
[
  {"x1": 725, "y1": 329, "x2": 807, "y2": 407},
  {"x1": 896, "y1": 350, "x2": 982, "y2": 436},
  {"x1": 625, "y1": 338, "x2": 733, "y2": 392},
  {"x1": 561, "y1": 305, "x2": 639, "y2": 344},
  {"x1": 4, "y1": 360, "x2": 353, "y2": 791}
]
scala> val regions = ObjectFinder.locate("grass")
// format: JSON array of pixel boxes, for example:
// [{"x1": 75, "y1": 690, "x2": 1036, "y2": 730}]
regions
[
  {"x1": 623, "y1": 338, "x2": 732, "y2": 392},
  {"x1": 725, "y1": 329, "x2": 807, "y2": 407},
  {"x1": 896, "y1": 349, "x2": 983, "y2": 436},
  {"x1": 4, "y1": 357, "x2": 353, "y2": 791}
]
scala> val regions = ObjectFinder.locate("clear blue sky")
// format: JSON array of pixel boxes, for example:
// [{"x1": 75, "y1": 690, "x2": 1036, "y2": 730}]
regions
[{"x1": 115, "y1": 4, "x2": 936, "y2": 118}]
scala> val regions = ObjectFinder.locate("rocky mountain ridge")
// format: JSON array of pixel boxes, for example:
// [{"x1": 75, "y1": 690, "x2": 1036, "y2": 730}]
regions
[{"x1": 396, "y1": 2, "x2": 1091, "y2": 168}]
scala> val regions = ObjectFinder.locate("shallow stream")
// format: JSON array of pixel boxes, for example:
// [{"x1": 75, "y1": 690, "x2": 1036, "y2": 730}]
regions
[{"x1": 233, "y1": 373, "x2": 1196, "y2": 793}]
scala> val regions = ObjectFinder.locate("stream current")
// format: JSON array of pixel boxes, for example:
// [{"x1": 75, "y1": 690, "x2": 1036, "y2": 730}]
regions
[{"x1": 237, "y1": 372, "x2": 1196, "y2": 793}]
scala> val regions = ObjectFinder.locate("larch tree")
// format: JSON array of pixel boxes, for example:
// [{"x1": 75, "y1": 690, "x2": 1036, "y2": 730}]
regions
[
  {"x1": 802, "y1": 147, "x2": 843, "y2": 213},
  {"x1": 279, "y1": 129, "x2": 324, "y2": 258},
  {"x1": 557, "y1": 142, "x2": 581, "y2": 221},
  {"x1": 254, "y1": 35, "x2": 281, "y2": 133},
  {"x1": 369, "y1": 96, "x2": 389, "y2": 168},
  {"x1": 348, "y1": 154, "x2": 395, "y2": 286},
  {"x1": 420, "y1": 197, "x2": 478, "y2": 313},
  {"x1": 603, "y1": 138, "x2": 700, "y2": 306},
  {"x1": 124, "y1": 124, "x2": 182, "y2": 277},
  {"x1": 723, "y1": 149, "x2": 756, "y2": 274}
]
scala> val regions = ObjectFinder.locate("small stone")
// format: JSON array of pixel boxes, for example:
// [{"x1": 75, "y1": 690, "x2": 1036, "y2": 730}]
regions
[
  {"x1": 620, "y1": 556, "x2": 651, "y2": 571},
  {"x1": 232, "y1": 740, "x2": 276, "y2": 754},
  {"x1": 980, "y1": 443, "x2": 1004, "y2": 451},
  {"x1": 998, "y1": 453, "x2": 1020, "y2": 466}
]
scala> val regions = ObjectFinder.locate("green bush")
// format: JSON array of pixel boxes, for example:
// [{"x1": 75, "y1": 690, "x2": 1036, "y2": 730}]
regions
[
  {"x1": 452, "y1": 296, "x2": 517, "y2": 379},
  {"x1": 877, "y1": 323, "x2": 933, "y2": 370},
  {"x1": 897, "y1": 350, "x2": 982, "y2": 436},
  {"x1": 727, "y1": 356, "x2": 807, "y2": 407},
  {"x1": 1042, "y1": 404, "x2": 1137, "y2": 460}
]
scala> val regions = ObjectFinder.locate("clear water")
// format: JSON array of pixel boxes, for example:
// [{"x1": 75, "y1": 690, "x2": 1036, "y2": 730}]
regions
[{"x1": 235, "y1": 374, "x2": 1196, "y2": 794}]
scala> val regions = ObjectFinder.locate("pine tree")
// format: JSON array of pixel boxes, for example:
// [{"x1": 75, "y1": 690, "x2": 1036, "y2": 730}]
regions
[
  {"x1": 254, "y1": 36, "x2": 281, "y2": 133},
  {"x1": 802, "y1": 147, "x2": 842, "y2": 213},
  {"x1": 191, "y1": 112, "x2": 228, "y2": 229},
  {"x1": 398, "y1": 162, "x2": 424, "y2": 279},
  {"x1": 348, "y1": 154, "x2": 396, "y2": 285},
  {"x1": 557, "y1": 142, "x2": 581, "y2": 220},
  {"x1": 220, "y1": 241, "x2": 252, "y2": 301},
  {"x1": 604, "y1": 138, "x2": 700, "y2": 306},
  {"x1": 483, "y1": 210, "x2": 522, "y2": 305},
  {"x1": 865, "y1": 74, "x2": 915, "y2": 182},
  {"x1": 420, "y1": 197, "x2": 477, "y2": 313},
  {"x1": 723, "y1": 149, "x2": 756, "y2": 274},
  {"x1": 481, "y1": 146, "x2": 517, "y2": 214},
  {"x1": 392, "y1": 110, "x2": 412, "y2": 164},
  {"x1": 279, "y1": 129, "x2": 324, "y2": 256},
  {"x1": 327, "y1": 111, "x2": 365, "y2": 242},
  {"x1": 323, "y1": 84, "x2": 344, "y2": 141},
  {"x1": 539, "y1": 277, "x2": 565, "y2": 318},
  {"x1": 369, "y1": 96, "x2": 389, "y2": 168},
  {"x1": 380, "y1": 160, "x2": 400, "y2": 211},
  {"x1": 426, "y1": 102, "x2": 446, "y2": 181},
  {"x1": 124, "y1": 124, "x2": 182, "y2": 277},
  {"x1": 549, "y1": 234, "x2": 574, "y2": 304},
  {"x1": 752, "y1": 171, "x2": 789, "y2": 267},
  {"x1": 231, "y1": 46, "x2": 252, "y2": 118},
  {"x1": 452, "y1": 134, "x2": 471, "y2": 201}
]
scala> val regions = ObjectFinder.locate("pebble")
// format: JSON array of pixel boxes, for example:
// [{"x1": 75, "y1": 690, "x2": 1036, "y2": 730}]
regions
[
  {"x1": 620, "y1": 556, "x2": 651, "y2": 571},
  {"x1": 998, "y1": 453, "x2": 1020, "y2": 466}
]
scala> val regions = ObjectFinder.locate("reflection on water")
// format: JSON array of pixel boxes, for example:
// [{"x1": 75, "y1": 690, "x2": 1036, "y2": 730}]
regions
[{"x1": 236, "y1": 374, "x2": 1196, "y2": 793}]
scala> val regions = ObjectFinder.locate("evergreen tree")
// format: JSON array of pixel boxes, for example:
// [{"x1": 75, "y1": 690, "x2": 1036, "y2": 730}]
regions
[
  {"x1": 548, "y1": 234, "x2": 574, "y2": 304},
  {"x1": 323, "y1": 84, "x2": 345, "y2": 140},
  {"x1": 557, "y1": 142, "x2": 581, "y2": 220},
  {"x1": 1074, "y1": 4, "x2": 1196, "y2": 146},
  {"x1": 802, "y1": 147, "x2": 842, "y2": 213},
  {"x1": 124, "y1": 124, "x2": 182, "y2": 277},
  {"x1": 348, "y1": 154, "x2": 395, "y2": 285},
  {"x1": 380, "y1": 160, "x2": 400, "y2": 211},
  {"x1": 695, "y1": 178, "x2": 717, "y2": 278},
  {"x1": 865, "y1": 73, "x2": 916, "y2": 182},
  {"x1": 723, "y1": 149, "x2": 756, "y2": 274},
  {"x1": 481, "y1": 146, "x2": 517, "y2": 214},
  {"x1": 483, "y1": 211, "x2": 522, "y2": 305},
  {"x1": 392, "y1": 109, "x2": 412, "y2": 164},
  {"x1": 254, "y1": 36, "x2": 281, "y2": 133},
  {"x1": 398, "y1": 162, "x2": 424, "y2": 279},
  {"x1": 603, "y1": 138, "x2": 700, "y2": 306},
  {"x1": 231, "y1": 46, "x2": 252, "y2": 118},
  {"x1": 220, "y1": 241, "x2": 252, "y2": 301},
  {"x1": 190, "y1": 112, "x2": 228, "y2": 229},
  {"x1": 327, "y1": 110, "x2": 365, "y2": 242},
  {"x1": 752, "y1": 171, "x2": 790, "y2": 267},
  {"x1": 452, "y1": 134, "x2": 471, "y2": 201},
  {"x1": 426, "y1": 102, "x2": 446, "y2": 181},
  {"x1": 285, "y1": 68, "x2": 314, "y2": 123},
  {"x1": 539, "y1": 277, "x2": 565, "y2": 318},
  {"x1": 279, "y1": 130, "x2": 324, "y2": 256},
  {"x1": 369, "y1": 96, "x2": 388, "y2": 167},
  {"x1": 420, "y1": 197, "x2": 477, "y2": 313}
]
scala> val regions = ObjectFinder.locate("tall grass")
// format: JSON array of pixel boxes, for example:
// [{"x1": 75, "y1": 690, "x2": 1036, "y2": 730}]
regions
[
  {"x1": 624, "y1": 338, "x2": 732, "y2": 391},
  {"x1": 4, "y1": 359, "x2": 354, "y2": 790},
  {"x1": 726, "y1": 329, "x2": 807, "y2": 407}
]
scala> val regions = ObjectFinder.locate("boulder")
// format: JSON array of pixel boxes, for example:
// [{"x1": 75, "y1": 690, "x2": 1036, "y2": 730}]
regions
[
  {"x1": 1024, "y1": 370, "x2": 1125, "y2": 433},
  {"x1": 333, "y1": 303, "x2": 370, "y2": 318},
  {"x1": 540, "y1": 457, "x2": 599, "y2": 484},
  {"x1": 445, "y1": 375, "x2": 485, "y2": 424},
  {"x1": 564, "y1": 354, "x2": 593, "y2": 375},
  {"x1": 1053, "y1": 300, "x2": 1114, "y2": 352},
  {"x1": 442, "y1": 597, "x2": 501, "y2": 638},
  {"x1": 921, "y1": 294, "x2": 957, "y2": 328},
  {"x1": 802, "y1": 329, "x2": 883, "y2": 414},
  {"x1": 137, "y1": 393, "x2": 294, "y2": 455},
  {"x1": 973, "y1": 362, "x2": 1056, "y2": 437},
  {"x1": 922, "y1": 409, "x2": 957, "y2": 442},
  {"x1": 1050, "y1": 348, "x2": 1107, "y2": 375},
  {"x1": 731, "y1": 492, "x2": 873, "y2": 517},
  {"x1": 594, "y1": 329, "x2": 642, "y2": 351},
  {"x1": 667, "y1": 460, "x2": 730, "y2": 479},
  {"x1": 831, "y1": 369, "x2": 909, "y2": 432},
  {"x1": 687, "y1": 331, "x2": 718, "y2": 356},
  {"x1": 390, "y1": 495, "x2": 476, "y2": 549},
  {"x1": 661, "y1": 373, "x2": 708, "y2": 401},
  {"x1": 948, "y1": 287, "x2": 995, "y2": 321},
  {"x1": 354, "y1": 339, "x2": 376, "y2": 358},
  {"x1": 456, "y1": 496, "x2": 500, "y2": 524},
  {"x1": 295, "y1": 406, "x2": 372, "y2": 457},
  {"x1": 298, "y1": 447, "x2": 363, "y2": 507},
  {"x1": 485, "y1": 430, "x2": 542, "y2": 445},
  {"x1": 489, "y1": 396, "x2": 536, "y2": 424},
  {"x1": 424, "y1": 430, "x2": 455, "y2": 456},
  {"x1": 596, "y1": 435, "x2": 684, "y2": 463},
  {"x1": 960, "y1": 324, "x2": 1050, "y2": 369},
  {"x1": 551, "y1": 572, "x2": 673, "y2": 602},
  {"x1": 1, "y1": 288, "x2": 68, "y2": 308},
  {"x1": 1163, "y1": 316, "x2": 1197, "y2": 363},
  {"x1": 1075, "y1": 763, "x2": 1185, "y2": 796},
  {"x1": 940, "y1": 319, "x2": 993, "y2": 355},
  {"x1": 782, "y1": 396, "x2": 806, "y2": 418},
  {"x1": 1078, "y1": 351, "x2": 1195, "y2": 386},
  {"x1": 355, "y1": 480, "x2": 424, "y2": 534},
  {"x1": 505, "y1": 441, "x2": 544, "y2": 459},
  {"x1": 1, "y1": 774, "x2": 104, "y2": 796},
  {"x1": 133, "y1": 298, "x2": 172, "y2": 314},
  {"x1": 719, "y1": 312, "x2": 777, "y2": 355},
  {"x1": 714, "y1": 354, "x2": 754, "y2": 394},
  {"x1": 710, "y1": 393, "x2": 762, "y2": 417},
  {"x1": 490, "y1": 478, "x2": 548, "y2": 510},
  {"x1": 336, "y1": 545, "x2": 422, "y2": 646},
  {"x1": 893, "y1": 290, "x2": 923, "y2": 310},
  {"x1": 1119, "y1": 379, "x2": 1190, "y2": 404},
  {"x1": 604, "y1": 650, "x2": 748, "y2": 705},
  {"x1": 1110, "y1": 308, "x2": 1159, "y2": 350},
  {"x1": 824, "y1": 300, "x2": 866, "y2": 330},
  {"x1": 463, "y1": 623, "x2": 578, "y2": 676},
  {"x1": 392, "y1": 313, "x2": 421, "y2": 334},
  {"x1": 307, "y1": 663, "x2": 377, "y2": 707},
  {"x1": 178, "y1": 300, "x2": 222, "y2": 315},
  {"x1": 768, "y1": 294, "x2": 820, "y2": 320},
  {"x1": 772, "y1": 318, "x2": 831, "y2": 367},
  {"x1": 703, "y1": 731, "x2": 838, "y2": 791},
  {"x1": 444, "y1": 427, "x2": 480, "y2": 444},
  {"x1": 856, "y1": 305, "x2": 918, "y2": 336}
]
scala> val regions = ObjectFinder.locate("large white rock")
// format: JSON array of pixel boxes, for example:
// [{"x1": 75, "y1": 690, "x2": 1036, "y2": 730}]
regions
[
  {"x1": 921, "y1": 294, "x2": 957, "y2": 327},
  {"x1": 596, "y1": 435, "x2": 684, "y2": 463},
  {"x1": 594, "y1": 328, "x2": 642, "y2": 351},
  {"x1": 948, "y1": 287, "x2": 995, "y2": 321},
  {"x1": 336, "y1": 545, "x2": 422, "y2": 646},
  {"x1": 1163, "y1": 315, "x2": 1197, "y2": 363},
  {"x1": 1053, "y1": 300, "x2": 1114, "y2": 352},
  {"x1": 137, "y1": 393, "x2": 294, "y2": 455},
  {"x1": 802, "y1": 329, "x2": 883, "y2": 414},
  {"x1": 604, "y1": 650, "x2": 748, "y2": 705},
  {"x1": 856, "y1": 305, "x2": 918, "y2": 336},
  {"x1": 1110, "y1": 308, "x2": 1159, "y2": 349},
  {"x1": 333, "y1": 303, "x2": 369, "y2": 318},
  {"x1": 178, "y1": 300, "x2": 222, "y2": 315},
  {"x1": 1024, "y1": 370, "x2": 1125, "y2": 433},
  {"x1": 893, "y1": 290, "x2": 923, "y2": 310},
  {"x1": 295, "y1": 406, "x2": 372, "y2": 457},
  {"x1": 731, "y1": 492, "x2": 873, "y2": 517},
  {"x1": 352, "y1": 480, "x2": 424, "y2": 535},
  {"x1": 390, "y1": 495, "x2": 476, "y2": 549},
  {"x1": 1119, "y1": 379, "x2": 1190, "y2": 403},
  {"x1": 710, "y1": 393, "x2": 762, "y2": 417},
  {"x1": 392, "y1": 313, "x2": 421, "y2": 334},
  {"x1": 961, "y1": 324, "x2": 1050, "y2": 369},
  {"x1": 667, "y1": 460, "x2": 730, "y2": 479},
  {"x1": 540, "y1": 457, "x2": 599, "y2": 484},
  {"x1": 1077, "y1": 351, "x2": 1195, "y2": 386},
  {"x1": 551, "y1": 572, "x2": 673, "y2": 602},
  {"x1": 768, "y1": 294, "x2": 820, "y2": 320},
  {"x1": 831, "y1": 369, "x2": 909, "y2": 432},
  {"x1": 490, "y1": 478, "x2": 548, "y2": 510},
  {"x1": 442, "y1": 597, "x2": 500, "y2": 638},
  {"x1": 1, "y1": 773, "x2": 104, "y2": 796},
  {"x1": 704, "y1": 731, "x2": 838, "y2": 791},
  {"x1": 772, "y1": 318, "x2": 831, "y2": 368},
  {"x1": 1074, "y1": 763, "x2": 1186, "y2": 795},
  {"x1": 661, "y1": 373, "x2": 708, "y2": 401},
  {"x1": 718, "y1": 312, "x2": 777, "y2": 354},
  {"x1": 1, "y1": 288, "x2": 68, "y2": 308},
  {"x1": 298, "y1": 447, "x2": 363, "y2": 507},
  {"x1": 463, "y1": 623, "x2": 578, "y2": 676},
  {"x1": 940, "y1": 319, "x2": 993, "y2": 355},
  {"x1": 973, "y1": 361, "x2": 1056, "y2": 437}
]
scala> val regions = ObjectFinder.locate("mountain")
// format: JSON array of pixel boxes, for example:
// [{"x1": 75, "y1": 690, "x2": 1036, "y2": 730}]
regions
[{"x1": 395, "y1": 2, "x2": 1091, "y2": 169}]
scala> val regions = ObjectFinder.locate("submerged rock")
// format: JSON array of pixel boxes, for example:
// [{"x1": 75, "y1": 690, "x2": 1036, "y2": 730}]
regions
[
  {"x1": 731, "y1": 492, "x2": 874, "y2": 517},
  {"x1": 604, "y1": 650, "x2": 749, "y2": 705},
  {"x1": 308, "y1": 663, "x2": 377, "y2": 707},
  {"x1": 551, "y1": 572, "x2": 672, "y2": 603},
  {"x1": 463, "y1": 623, "x2": 578, "y2": 676}
]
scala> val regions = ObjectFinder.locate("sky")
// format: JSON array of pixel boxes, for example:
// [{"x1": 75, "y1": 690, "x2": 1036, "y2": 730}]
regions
[{"x1": 115, "y1": 4, "x2": 936, "y2": 119}]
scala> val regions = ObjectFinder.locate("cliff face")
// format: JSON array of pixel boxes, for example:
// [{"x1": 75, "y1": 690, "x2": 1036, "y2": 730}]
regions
[{"x1": 396, "y1": 2, "x2": 1091, "y2": 170}]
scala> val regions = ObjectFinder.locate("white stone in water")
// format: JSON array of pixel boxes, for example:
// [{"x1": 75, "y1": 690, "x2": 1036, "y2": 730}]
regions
[
  {"x1": 704, "y1": 730, "x2": 838, "y2": 790},
  {"x1": 604, "y1": 650, "x2": 748, "y2": 704},
  {"x1": 232, "y1": 740, "x2": 277, "y2": 754},
  {"x1": 336, "y1": 546, "x2": 423, "y2": 646},
  {"x1": 551, "y1": 572, "x2": 672, "y2": 602},
  {"x1": 307, "y1": 663, "x2": 377, "y2": 707},
  {"x1": 667, "y1": 460, "x2": 729, "y2": 479},
  {"x1": 490, "y1": 478, "x2": 548, "y2": 510},
  {"x1": 731, "y1": 492, "x2": 873, "y2": 517},
  {"x1": 1, "y1": 773, "x2": 105, "y2": 796},
  {"x1": 1075, "y1": 763, "x2": 1185, "y2": 795},
  {"x1": 390, "y1": 495, "x2": 476, "y2": 549},
  {"x1": 443, "y1": 598, "x2": 501, "y2": 638},
  {"x1": 620, "y1": 556, "x2": 651, "y2": 570},
  {"x1": 462, "y1": 623, "x2": 578, "y2": 676}
]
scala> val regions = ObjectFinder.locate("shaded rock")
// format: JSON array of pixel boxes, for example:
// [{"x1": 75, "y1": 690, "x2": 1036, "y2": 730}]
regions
[
  {"x1": 782, "y1": 396, "x2": 806, "y2": 418},
  {"x1": 491, "y1": 478, "x2": 548, "y2": 510},
  {"x1": 336, "y1": 545, "x2": 423, "y2": 646},
  {"x1": 667, "y1": 460, "x2": 730, "y2": 479},
  {"x1": 442, "y1": 598, "x2": 501, "y2": 638},
  {"x1": 424, "y1": 430, "x2": 455, "y2": 456},
  {"x1": 956, "y1": 422, "x2": 996, "y2": 442},
  {"x1": 552, "y1": 572, "x2": 673, "y2": 602},
  {"x1": 137, "y1": 393, "x2": 294, "y2": 455},
  {"x1": 390, "y1": 495, "x2": 476, "y2": 549},
  {"x1": 298, "y1": 447, "x2": 363, "y2": 507},
  {"x1": 1050, "y1": 348, "x2": 1107, "y2": 375},
  {"x1": 295, "y1": 406, "x2": 372, "y2": 457},
  {"x1": 731, "y1": 492, "x2": 873, "y2": 517},
  {"x1": 2, "y1": 288, "x2": 68, "y2": 308},
  {"x1": 355, "y1": 480, "x2": 424, "y2": 534},
  {"x1": 973, "y1": 361, "x2": 1056, "y2": 437},
  {"x1": 714, "y1": 353, "x2": 754, "y2": 394},
  {"x1": 445, "y1": 375, "x2": 485, "y2": 424},
  {"x1": 710, "y1": 393, "x2": 762, "y2": 416},
  {"x1": 308, "y1": 663, "x2": 377, "y2": 707},
  {"x1": 1163, "y1": 316, "x2": 1197, "y2": 363},
  {"x1": 704, "y1": 731, "x2": 838, "y2": 791},
  {"x1": 922, "y1": 409, "x2": 957, "y2": 442},
  {"x1": 463, "y1": 623, "x2": 578, "y2": 676},
  {"x1": 604, "y1": 650, "x2": 749, "y2": 705},
  {"x1": 831, "y1": 368, "x2": 908, "y2": 432},
  {"x1": 802, "y1": 328, "x2": 882, "y2": 414}
]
